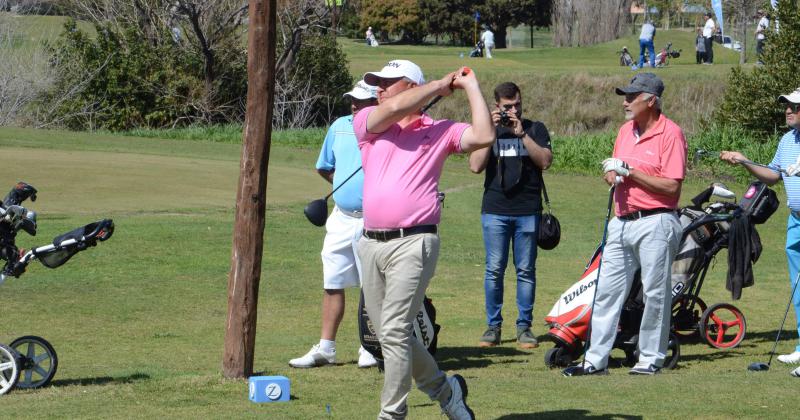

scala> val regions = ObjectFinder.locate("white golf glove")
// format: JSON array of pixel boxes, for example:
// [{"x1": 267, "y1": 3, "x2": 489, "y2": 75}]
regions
[
  {"x1": 602, "y1": 158, "x2": 631, "y2": 177},
  {"x1": 787, "y1": 155, "x2": 800, "y2": 177}
]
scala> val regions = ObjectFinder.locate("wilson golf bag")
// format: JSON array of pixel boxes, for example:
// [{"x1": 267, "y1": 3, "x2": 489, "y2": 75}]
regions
[
  {"x1": 358, "y1": 291, "x2": 440, "y2": 371},
  {"x1": 543, "y1": 181, "x2": 776, "y2": 369}
]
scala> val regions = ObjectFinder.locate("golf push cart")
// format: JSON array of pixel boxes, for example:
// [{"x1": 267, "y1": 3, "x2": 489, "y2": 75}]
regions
[
  {"x1": 0, "y1": 182, "x2": 114, "y2": 395},
  {"x1": 543, "y1": 180, "x2": 778, "y2": 370}
]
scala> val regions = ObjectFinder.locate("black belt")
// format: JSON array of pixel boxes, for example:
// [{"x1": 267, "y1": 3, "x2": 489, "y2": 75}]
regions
[
  {"x1": 363, "y1": 225, "x2": 438, "y2": 242},
  {"x1": 618, "y1": 208, "x2": 674, "y2": 221}
]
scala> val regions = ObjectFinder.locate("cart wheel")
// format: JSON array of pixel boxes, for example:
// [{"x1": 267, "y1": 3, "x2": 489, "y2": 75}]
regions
[
  {"x1": 0, "y1": 344, "x2": 20, "y2": 395},
  {"x1": 671, "y1": 295, "x2": 707, "y2": 339},
  {"x1": 663, "y1": 333, "x2": 681, "y2": 370},
  {"x1": 626, "y1": 333, "x2": 680, "y2": 370},
  {"x1": 699, "y1": 303, "x2": 746, "y2": 349},
  {"x1": 9, "y1": 336, "x2": 58, "y2": 389},
  {"x1": 544, "y1": 347, "x2": 573, "y2": 368}
]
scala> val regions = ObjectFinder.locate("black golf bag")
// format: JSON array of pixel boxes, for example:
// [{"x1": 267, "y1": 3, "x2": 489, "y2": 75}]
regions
[
  {"x1": 358, "y1": 291, "x2": 441, "y2": 371},
  {"x1": 469, "y1": 41, "x2": 484, "y2": 58}
]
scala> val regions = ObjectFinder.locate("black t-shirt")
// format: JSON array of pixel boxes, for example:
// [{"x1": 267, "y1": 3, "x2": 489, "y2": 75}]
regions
[{"x1": 481, "y1": 120, "x2": 552, "y2": 215}]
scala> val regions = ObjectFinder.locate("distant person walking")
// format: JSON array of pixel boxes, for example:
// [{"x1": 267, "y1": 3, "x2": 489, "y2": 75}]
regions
[
  {"x1": 756, "y1": 10, "x2": 770, "y2": 63},
  {"x1": 702, "y1": 12, "x2": 716, "y2": 64},
  {"x1": 638, "y1": 20, "x2": 657, "y2": 68},
  {"x1": 366, "y1": 26, "x2": 374, "y2": 46},
  {"x1": 481, "y1": 27, "x2": 495, "y2": 59}
]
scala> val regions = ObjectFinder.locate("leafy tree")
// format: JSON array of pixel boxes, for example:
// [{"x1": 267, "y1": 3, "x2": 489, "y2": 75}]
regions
[
  {"x1": 713, "y1": 0, "x2": 800, "y2": 135},
  {"x1": 359, "y1": 0, "x2": 426, "y2": 43},
  {"x1": 478, "y1": 0, "x2": 551, "y2": 49},
  {"x1": 418, "y1": 0, "x2": 475, "y2": 46}
]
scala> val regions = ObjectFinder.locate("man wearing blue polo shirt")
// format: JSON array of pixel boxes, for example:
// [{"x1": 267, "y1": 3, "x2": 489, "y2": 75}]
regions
[
  {"x1": 289, "y1": 80, "x2": 379, "y2": 369},
  {"x1": 721, "y1": 87, "x2": 800, "y2": 377}
]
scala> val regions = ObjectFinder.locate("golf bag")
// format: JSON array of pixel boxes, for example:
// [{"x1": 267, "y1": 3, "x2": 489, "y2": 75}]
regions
[
  {"x1": 654, "y1": 42, "x2": 681, "y2": 67},
  {"x1": 543, "y1": 181, "x2": 776, "y2": 369},
  {"x1": 358, "y1": 291, "x2": 440, "y2": 371},
  {"x1": 0, "y1": 182, "x2": 114, "y2": 285},
  {"x1": 619, "y1": 47, "x2": 634, "y2": 67},
  {"x1": 469, "y1": 41, "x2": 484, "y2": 58}
]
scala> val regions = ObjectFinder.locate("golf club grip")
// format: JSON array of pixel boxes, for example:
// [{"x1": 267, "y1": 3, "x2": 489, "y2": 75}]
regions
[{"x1": 420, "y1": 67, "x2": 472, "y2": 113}]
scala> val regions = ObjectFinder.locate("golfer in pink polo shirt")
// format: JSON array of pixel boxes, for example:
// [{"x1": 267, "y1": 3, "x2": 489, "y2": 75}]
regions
[
  {"x1": 353, "y1": 60, "x2": 494, "y2": 419},
  {"x1": 563, "y1": 72, "x2": 687, "y2": 377}
]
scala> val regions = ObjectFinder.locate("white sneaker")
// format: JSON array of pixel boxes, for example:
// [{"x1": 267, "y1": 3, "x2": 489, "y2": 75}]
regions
[
  {"x1": 441, "y1": 374, "x2": 475, "y2": 420},
  {"x1": 357, "y1": 346, "x2": 378, "y2": 368},
  {"x1": 288, "y1": 344, "x2": 335, "y2": 368},
  {"x1": 791, "y1": 366, "x2": 800, "y2": 377},
  {"x1": 777, "y1": 351, "x2": 800, "y2": 364}
]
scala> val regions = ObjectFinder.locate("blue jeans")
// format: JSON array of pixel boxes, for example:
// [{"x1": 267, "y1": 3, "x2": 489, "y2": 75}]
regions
[
  {"x1": 786, "y1": 214, "x2": 800, "y2": 352},
  {"x1": 639, "y1": 38, "x2": 655, "y2": 68},
  {"x1": 481, "y1": 213, "x2": 540, "y2": 328}
]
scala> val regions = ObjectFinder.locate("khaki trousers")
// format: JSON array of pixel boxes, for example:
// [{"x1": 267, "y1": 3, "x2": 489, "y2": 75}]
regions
[{"x1": 358, "y1": 233, "x2": 450, "y2": 419}]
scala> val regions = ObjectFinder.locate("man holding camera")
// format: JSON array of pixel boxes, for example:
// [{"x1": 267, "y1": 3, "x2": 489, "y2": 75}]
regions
[{"x1": 469, "y1": 82, "x2": 552, "y2": 350}]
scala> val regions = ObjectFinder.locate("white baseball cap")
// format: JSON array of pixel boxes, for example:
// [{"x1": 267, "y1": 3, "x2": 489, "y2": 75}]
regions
[
  {"x1": 343, "y1": 79, "x2": 378, "y2": 100},
  {"x1": 778, "y1": 88, "x2": 800, "y2": 104},
  {"x1": 364, "y1": 59, "x2": 425, "y2": 86}
]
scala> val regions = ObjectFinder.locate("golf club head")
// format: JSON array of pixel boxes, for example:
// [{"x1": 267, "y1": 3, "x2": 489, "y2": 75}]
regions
[
  {"x1": 692, "y1": 149, "x2": 706, "y2": 165},
  {"x1": 711, "y1": 183, "x2": 736, "y2": 200},
  {"x1": 304, "y1": 198, "x2": 329, "y2": 227},
  {"x1": 748, "y1": 362, "x2": 770, "y2": 371}
]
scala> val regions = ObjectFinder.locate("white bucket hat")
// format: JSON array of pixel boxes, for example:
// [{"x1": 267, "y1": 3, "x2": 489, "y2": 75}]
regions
[
  {"x1": 343, "y1": 79, "x2": 378, "y2": 100},
  {"x1": 364, "y1": 59, "x2": 425, "y2": 86},
  {"x1": 778, "y1": 88, "x2": 800, "y2": 104}
]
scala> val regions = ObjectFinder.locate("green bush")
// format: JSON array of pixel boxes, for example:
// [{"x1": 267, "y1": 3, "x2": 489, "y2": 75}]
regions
[
  {"x1": 41, "y1": 19, "x2": 246, "y2": 131},
  {"x1": 713, "y1": 1, "x2": 800, "y2": 136}
]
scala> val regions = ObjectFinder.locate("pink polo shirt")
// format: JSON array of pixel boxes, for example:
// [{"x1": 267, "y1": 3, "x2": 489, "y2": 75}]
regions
[
  {"x1": 353, "y1": 106, "x2": 469, "y2": 229},
  {"x1": 613, "y1": 113, "x2": 687, "y2": 216}
]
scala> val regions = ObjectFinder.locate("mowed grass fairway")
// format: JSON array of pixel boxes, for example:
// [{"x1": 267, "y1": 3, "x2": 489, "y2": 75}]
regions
[{"x1": 1, "y1": 124, "x2": 798, "y2": 419}]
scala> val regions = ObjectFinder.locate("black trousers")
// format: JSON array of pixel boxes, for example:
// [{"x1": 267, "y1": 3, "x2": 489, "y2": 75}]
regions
[{"x1": 704, "y1": 37, "x2": 714, "y2": 63}]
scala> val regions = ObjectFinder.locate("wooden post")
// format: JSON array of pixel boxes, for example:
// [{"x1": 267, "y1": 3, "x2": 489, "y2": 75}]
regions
[{"x1": 223, "y1": 0, "x2": 277, "y2": 379}]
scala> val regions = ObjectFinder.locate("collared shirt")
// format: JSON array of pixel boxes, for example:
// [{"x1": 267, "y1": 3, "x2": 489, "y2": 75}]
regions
[
  {"x1": 756, "y1": 16, "x2": 769, "y2": 40},
  {"x1": 769, "y1": 128, "x2": 800, "y2": 211},
  {"x1": 703, "y1": 18, "x2": 715, "y2": 38},
  {"x1": 612, "y1": 113, "x2": 687, "y2": 216},
  {"x1": 481, "y1": 30, "x2": 495, "y2": 45},
  {"x1": 316, "y1": 115, "x2": 364, "y2": 212},
  {"x1": 639, "y1": 23, "x2": 656, "y2": 41},
  {"x1": 353, "y1": 106, "x2": 469, "y2": 229}
]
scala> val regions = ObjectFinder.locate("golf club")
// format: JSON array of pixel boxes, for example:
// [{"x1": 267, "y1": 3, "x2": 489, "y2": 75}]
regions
[
  {"x1": 303, "y1": 166, "x2": 362, "y2": 227},
  {"x1": 694, "y1": 149, "x2": 793, "y2": 175},
  {"x1": 562, "y1": 185, "x2": 615, "y2": 376},
  {"x1": 421, "y1": 67, "x2": 472, "y2": 113},
  {"x1": 748, "y1": 270, "x2": 800, "y2": 372}
]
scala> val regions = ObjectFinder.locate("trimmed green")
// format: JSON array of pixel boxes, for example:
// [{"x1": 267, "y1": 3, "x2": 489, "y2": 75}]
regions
[{"x1": 1, "y1": 126, "x2": 798, "y2": 418}]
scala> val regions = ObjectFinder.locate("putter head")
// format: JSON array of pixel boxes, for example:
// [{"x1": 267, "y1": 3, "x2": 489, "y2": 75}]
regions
[
  {"x1": 748, "y1": 362, "x2": 770, "y2": 371},
  {"x1": 303, "y1": 198, "x2": 329, "y2": 227}
]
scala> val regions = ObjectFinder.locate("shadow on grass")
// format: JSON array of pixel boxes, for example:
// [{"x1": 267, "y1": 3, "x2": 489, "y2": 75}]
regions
[
  {"x1": 436, "y1": 346, "x2": 530, "y2": 370},
  {"x1": 496, "y1": 410, "x2": 642, "y2": 419},
  {"x1": 51, "y1": 372, "x2": 150, "y2": 387},
  {"x1": 677, "y1": 350, "x2": 744, "y2": 363},
  {"x1": 742, "y1": 329, "x2": 799, "y2": 344}
]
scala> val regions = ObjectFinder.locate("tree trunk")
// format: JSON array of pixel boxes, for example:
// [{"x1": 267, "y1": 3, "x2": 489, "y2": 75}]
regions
[
  {"x1": 553, "y1": 0, "x2": 633, "y2": 47},
  {"x1": 495, "y1": 26, "x2": 508, "y2": 49},
  {"x1": 222, "y1": 0, "x2": 277, "y2": 379}
]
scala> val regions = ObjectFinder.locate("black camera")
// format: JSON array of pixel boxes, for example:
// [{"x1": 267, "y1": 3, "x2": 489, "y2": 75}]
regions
[{"x1": 499, "y1": 111, "x2": 512, "y2": 126}]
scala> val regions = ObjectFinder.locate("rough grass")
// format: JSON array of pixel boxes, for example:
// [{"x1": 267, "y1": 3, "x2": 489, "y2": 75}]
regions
[{"x1": 1, "y1": 126, "x2": 799, "y2": 419}]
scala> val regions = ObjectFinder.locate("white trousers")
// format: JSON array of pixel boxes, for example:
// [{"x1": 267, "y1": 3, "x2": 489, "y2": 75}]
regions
[{"x1": 585, "y1": 212, "x2": 681, "y2": 369}]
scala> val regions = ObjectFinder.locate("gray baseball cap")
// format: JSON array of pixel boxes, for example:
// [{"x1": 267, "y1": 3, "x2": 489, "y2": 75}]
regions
[{"x1": 615, "y1": 73, "x2": 665, "y2": 97}]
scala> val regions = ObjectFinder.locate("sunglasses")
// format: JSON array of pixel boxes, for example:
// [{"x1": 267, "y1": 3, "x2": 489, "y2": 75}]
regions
[{"x1": 788, "y1": 103, "x2": 800, "y2": 113}]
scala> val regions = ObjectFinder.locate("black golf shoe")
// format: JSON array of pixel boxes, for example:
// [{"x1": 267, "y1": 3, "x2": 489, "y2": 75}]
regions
[{"x1": 562, "y1": 363, "x2": 608, "y2": 377}]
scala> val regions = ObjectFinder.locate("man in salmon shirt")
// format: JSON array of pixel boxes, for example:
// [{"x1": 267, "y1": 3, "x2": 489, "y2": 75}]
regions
[
  {"x1": 353, "y1": 59, "x2": 494, "y2": 419},
  {"x1": 563, "y1": 72, "x2": 687, "y2": 376}
]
